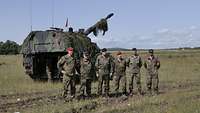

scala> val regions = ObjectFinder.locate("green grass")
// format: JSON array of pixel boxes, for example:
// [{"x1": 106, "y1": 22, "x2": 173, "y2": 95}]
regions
[
  {"x1": 0, "y1": 55, "x2": 62, "y2": 95},
  {"x1": 0, "y1": 50, "x2": 200, "y2": 113},
  {"x1": 97, "y1": 86, "x2": 200, "y2": 113}
]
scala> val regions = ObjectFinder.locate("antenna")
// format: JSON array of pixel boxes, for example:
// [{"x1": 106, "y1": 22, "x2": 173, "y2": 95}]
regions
[
  {"x1": 65, "y1": 18, "x2": 68, "y2": 28},
  {"x1": 51, "y1": 0, "x2": 55, "y2": 27},
  {"x1": 30, "y1": 0, "x2": 32, "y2": 31}
]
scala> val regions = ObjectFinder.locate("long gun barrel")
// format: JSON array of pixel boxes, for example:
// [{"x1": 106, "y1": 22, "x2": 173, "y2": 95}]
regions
[
  {"x1": 84, "y1": 13, "x2": 114, "y2": 36},
  {"x1": 105, "y1": 13, "x2": 114, "y2": 20}
]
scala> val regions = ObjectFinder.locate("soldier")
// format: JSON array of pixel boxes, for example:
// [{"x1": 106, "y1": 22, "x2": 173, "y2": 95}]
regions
[
  {"x1": 57, "y1": 47, "x2": 76, "y2": 98},
  {"x1": 113, "y1": 51, "x2": 127, "y2": 95},
  {"x1": 79, "y1": 50, "x2": 92, "y2": 98},
  {"x1": 126, "y1": 48, "x2": 142, "y2": 95},
  {"x1": 144, "y1": 49, "x2": 160, "y2": 95},
  {"x1": 46, "y1": 58, "x2": 53, "y2": 82},
  {"x1": 95, "y1": 48, "x2": 114, "y2": 97}
]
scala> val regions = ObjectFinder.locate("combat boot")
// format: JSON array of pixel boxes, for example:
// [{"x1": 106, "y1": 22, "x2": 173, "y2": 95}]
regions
[
  {"x1": 122, "y1": 91, "x2": 128, "y2": 97},
  {"x1": 129, "y1": 90, "x2": 134, "y2": 96},
  {"x1": 152, "y1": 90, "x2": 159, "y2": 96},
  {"x1": 147, "y1": 89, "x2": 152, "y2": 96},
  {"x1": 104, "y1": 92, "x2": 110, "y2": 98},
  {"x1": 62, "y1": 91, "x2": 68, "y2": 98},
  {"x1": 137, "y1": 89, "x2": 143, "y2": 95},
  {"x1": 77, "y1": 91, "x2": 85, "y2": 100}
]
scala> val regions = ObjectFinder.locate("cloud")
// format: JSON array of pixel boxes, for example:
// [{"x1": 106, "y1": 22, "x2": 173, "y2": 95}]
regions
[
  {"x1": 153, "y1": 27, "x2": 200, "y2": 48},
  {"x1": 91, "y1": 26, "x2": 200, "y2": 49},
  {"x1": 157, "y1": 28, "x2": 169, "y2": 34},
  {"x1": 189, "y1": 25, "x2": 197, "y2": 30}
]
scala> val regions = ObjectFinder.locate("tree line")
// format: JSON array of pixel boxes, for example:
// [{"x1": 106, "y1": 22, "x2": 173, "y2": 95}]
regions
[{"x1": 0, "y1": 40, "x2": 21, "y2": 55}]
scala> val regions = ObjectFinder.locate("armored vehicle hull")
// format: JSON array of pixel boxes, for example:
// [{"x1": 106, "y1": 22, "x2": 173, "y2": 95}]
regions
[{"x1": 21, "y1": 30, "x2": 100, "y2": 81}]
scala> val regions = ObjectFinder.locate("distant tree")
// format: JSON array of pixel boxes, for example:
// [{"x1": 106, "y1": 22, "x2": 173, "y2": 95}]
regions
[
  {"x1": 0, "y1": 40, "x2": 21, "y2": 55},
  {"x1": 107, "y1": 48, "x2": 131, "y2": 51}
]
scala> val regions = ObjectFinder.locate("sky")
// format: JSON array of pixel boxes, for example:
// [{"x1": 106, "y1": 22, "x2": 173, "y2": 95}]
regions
[{"x1": 0, "y1": 0, "x2": 200, "y2": 49}]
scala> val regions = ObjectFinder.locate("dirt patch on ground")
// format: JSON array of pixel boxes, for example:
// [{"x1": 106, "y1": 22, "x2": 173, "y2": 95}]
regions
[
  {"x1": 62, "y1": 101, "x2": 98, "y2": 113},
  {"x1": 65, "y1": 96, "x2": 128, "y2": 113},
  {"x1": 0, "y1": 90, "x2": 59, "y2": 104},
  {"x1": 0, "y1": 62, "x2": 6, "y2": 66},
  {"x1": 159, "y1": 80, "x2": 200, "y2": 94},
  {"x1": 1, "y1": 80, "x2": 200, "y2": 113},
  {"x1": 0, "y1": 90, "x2": 61, "y2": 113}
]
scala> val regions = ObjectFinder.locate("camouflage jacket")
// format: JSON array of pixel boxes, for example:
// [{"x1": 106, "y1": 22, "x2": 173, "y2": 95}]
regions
[
  {"x1": 113, "y1": 57, "x2": 126, "y2": 76},
  {"x1": 80, "y1": 58, "x2": 92, "y2": 79},
  {"x1": 57, "y1": 55, "x2": 75, "y2": 76},
  {"x1": 95, "y1": 54, "x2": 114, "y2": 75},
  {"x1": 126, "y1": 55, "x2": 142, "y2": 74},
  {"x1": 144, "y1": 55, "x2": 160, "y2": 74}
]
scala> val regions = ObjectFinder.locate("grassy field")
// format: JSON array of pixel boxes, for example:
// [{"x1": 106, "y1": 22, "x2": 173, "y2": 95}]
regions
[
  {"x1": 0, "y1": 50, "x2": 200, "y2": 113},
  {"x1": 0, "y1": 55, "x2": 62, "y2": 95}
]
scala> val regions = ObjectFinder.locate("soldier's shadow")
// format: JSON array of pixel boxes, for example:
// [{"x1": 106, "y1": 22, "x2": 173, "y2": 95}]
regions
[
  {"x1": 109, "y1": 92, "x2": 126, "y2": 97},
  {"x1": 77, "y1": 92, "x2": 126, "y2": 100}
]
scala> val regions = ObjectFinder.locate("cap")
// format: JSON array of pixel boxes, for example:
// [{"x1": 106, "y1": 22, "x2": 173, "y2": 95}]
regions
[
  {"x1": 117, "y1": 51, "x2": 122, "y2": 55},
  {"x1": 67, "y1": 47, "x2": 73, "y2": 52},
  {"x1": 148, "y1": 49, "x2": 154, "y2": 53},
  {"x1": 101, "y1": 48, "x2": 107, "y2": 52},
  {"x1": 132, "y1": 48, "x2": 137, "y2": 51}
]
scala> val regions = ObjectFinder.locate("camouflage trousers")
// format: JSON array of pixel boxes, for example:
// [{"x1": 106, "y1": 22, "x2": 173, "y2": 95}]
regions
[
  {"x1": 146, "y1": 72, "x2": 159, "y2": 94},
  {"x1": 79, "y1": 78, "x2": 91, "y2": 96},
  {"x1": 114, "y1": 74, "x2": 126, "y2": 94},
  {"x1": 62, "y1": 74, "x2": 76, "y2": 98},
  {"x1": 98, "y1": 74, "x2": 110, "y2": 96},
  {"x1": 128, "y1": 73, "x2": 142, "y2": 94}
]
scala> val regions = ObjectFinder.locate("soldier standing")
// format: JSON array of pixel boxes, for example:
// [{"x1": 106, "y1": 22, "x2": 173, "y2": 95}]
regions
[
  {"x1": 46, "y1": 58, "x2": 53, "y2": 82},
  {"x1": 126, "y1": 48, "x2": 142, "y2": 95},
  {"x1": 113, "y1": 51, "x2": 127, "y2": 95},
  {"x1": 57, "y1": 47, "x2": 76, "y2": 98},
  {"x1": 95, "y1": 48, "x2": 114, "y2": 97},
  {"x1": 79, "y1": 51, "x2": 92, "y2": 98},
  {"x1": 144, "y1": 49, "x2": 160, "y2": 95}
]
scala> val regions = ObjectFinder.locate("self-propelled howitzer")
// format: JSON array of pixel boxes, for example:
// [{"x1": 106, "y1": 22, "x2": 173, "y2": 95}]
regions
[{"x1": 20, "y1": 13, "x2": 114, "y2": 81}]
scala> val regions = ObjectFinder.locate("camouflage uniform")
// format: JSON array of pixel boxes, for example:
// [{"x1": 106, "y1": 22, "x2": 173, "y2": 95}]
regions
[
  {"x1": 79, "y1": 57, "x2": 92, "y2": 96},
  {"x1": 126, "y1": 55, "x2": 142, "y2": 94},
  {"x1": 57, "y1": 55, "x2": 76, "y2": 98},
  {"x1": 113, "y1": 57, "x2": 127, "y2": 94},
  {"x1": 144, "y1": 55, "x2": 160, "y2": 95},
  {"x1": 95, "y1": 54, "x2": 113, "y2": 96}
]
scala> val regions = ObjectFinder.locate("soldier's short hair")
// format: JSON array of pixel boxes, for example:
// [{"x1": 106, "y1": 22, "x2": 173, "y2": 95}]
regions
[
  {"x1": 78, "y1": 29, "x2": 85, "y2": 33},
  {"x1": 148, "y1": 49, "x2": 154, "y2": 53},
  {"x1": 69, "y1": 27, "x2": 73, "y2": 32},
  {"x1": 101, "y1": 48, "x2": 107, "y2": 52},
  {"x1": 132, "y1": 48, "x2": 137, "y2": 51}
]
